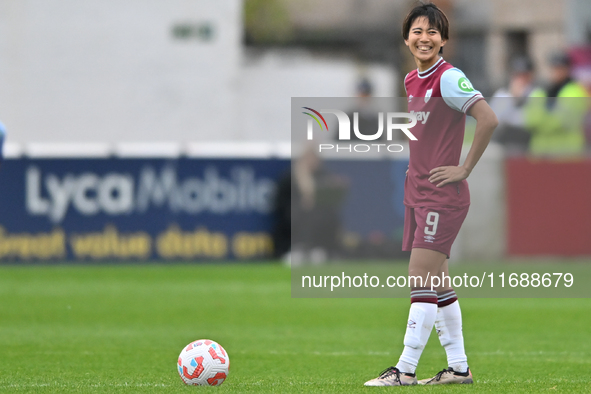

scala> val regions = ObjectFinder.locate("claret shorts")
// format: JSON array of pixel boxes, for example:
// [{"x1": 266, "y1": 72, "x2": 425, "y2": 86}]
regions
[{"x1": 402, "y1": 205, "x2": 469, "y2": 258}]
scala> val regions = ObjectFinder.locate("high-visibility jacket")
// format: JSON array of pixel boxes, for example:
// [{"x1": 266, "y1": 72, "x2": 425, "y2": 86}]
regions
[{"x1": 524, "y1": 81, "x2": 589, "y2": 155}]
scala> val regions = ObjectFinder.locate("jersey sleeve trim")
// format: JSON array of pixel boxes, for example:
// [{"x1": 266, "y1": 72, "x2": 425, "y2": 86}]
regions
[
  {"x1": 440, "y1": 68, "x2": 483, "y2": 113},
  {"x1": 461, "y1": 94, "x2": 484, "y2": 114}
]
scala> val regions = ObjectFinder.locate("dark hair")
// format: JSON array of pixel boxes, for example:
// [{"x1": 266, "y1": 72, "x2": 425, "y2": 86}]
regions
[
  {"x1": 402, "y1": 1, "x2": 449, "y2": 54},
  {"x1": 549, "y1": 52, "x2": 571, "y2": 68},
  {"x1": 510, "y1": 56, "x2": 534, "y2": 74}
]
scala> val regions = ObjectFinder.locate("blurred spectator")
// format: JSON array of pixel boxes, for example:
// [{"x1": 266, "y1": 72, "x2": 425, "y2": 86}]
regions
[
  {"x1": 289, "y1": 145, "x2": 347, "y2": 264},
  {"x1": 334, "y1": 77, "x2": 385, "y2": 142},
  {"x1": 585, "y1": 102, "x2": 591, "y2": 153},
  {"x1": 271, "y1": 168, "x2": 291, "y2": 260},
  {"x1": 572, "y1": 47, "x2": 591, "y2": 152},
  {"x1": 524, "y1": 51, "x2": 588, "y2": 156},
  {"x1": 0, "y1": 121, "x2": 5, "y2": 169},
  {"x1": 490, "y1": 57, "x2": 537, "y2": 154}
]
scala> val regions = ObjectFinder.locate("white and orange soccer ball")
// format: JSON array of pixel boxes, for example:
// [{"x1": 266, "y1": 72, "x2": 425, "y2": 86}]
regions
[{"x1": 177, "y1": 339, "x2": 230, "y2": 386}]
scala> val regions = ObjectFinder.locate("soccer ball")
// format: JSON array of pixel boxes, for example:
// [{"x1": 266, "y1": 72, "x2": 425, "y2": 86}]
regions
[{"x1": 177, "y1": 339, "x2": 230, "y2": 386}]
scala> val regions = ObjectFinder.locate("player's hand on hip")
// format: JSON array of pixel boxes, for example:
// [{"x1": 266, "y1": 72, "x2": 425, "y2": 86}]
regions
[{"x1": 428, "y1": 166, "x2": 470, "y2": 187}]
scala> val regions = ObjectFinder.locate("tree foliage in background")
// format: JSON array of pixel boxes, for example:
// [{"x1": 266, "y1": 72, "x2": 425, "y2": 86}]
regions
[{"x1": 244, "y1": 0, "x2": 293, "y2": 44}]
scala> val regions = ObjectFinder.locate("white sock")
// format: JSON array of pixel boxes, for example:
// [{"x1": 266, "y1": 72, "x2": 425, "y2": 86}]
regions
[
  {"x1": 435, "y1": 300, "x2": 468, "y2": 372},
  {"x1": 396, "y1": 302, "x2": 437, "y2": 374}
]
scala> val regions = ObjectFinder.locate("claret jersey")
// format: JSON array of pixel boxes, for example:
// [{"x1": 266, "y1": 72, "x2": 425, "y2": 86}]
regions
[{"x1": 403, "y1": 57, "x2": 483, "y2": 208}]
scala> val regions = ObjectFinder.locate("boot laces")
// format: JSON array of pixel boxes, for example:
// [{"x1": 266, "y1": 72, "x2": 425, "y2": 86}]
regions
[
  {"x1": 378, "y1": 366, "x2": 401, "y2": 381},
  {"x1": 434, "y1": 367, "x2": 454, "y2": 381}
]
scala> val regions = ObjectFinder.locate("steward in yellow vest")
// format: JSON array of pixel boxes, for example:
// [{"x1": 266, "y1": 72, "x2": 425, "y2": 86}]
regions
[{"x1": 524, "y1": 53, "x2": 589, "y2": 156}]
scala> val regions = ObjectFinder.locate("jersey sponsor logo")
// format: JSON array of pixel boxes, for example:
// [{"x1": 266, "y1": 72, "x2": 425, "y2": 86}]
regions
[
  {"x1": 425, "y1": 89, "x2": 433, "y2": 103},
  {"x1": 409, "y1": 110, "x2": 430, "y2": 125},
  {"x1": 458, "y1": 77, "x2": 474, "y2": 92}
]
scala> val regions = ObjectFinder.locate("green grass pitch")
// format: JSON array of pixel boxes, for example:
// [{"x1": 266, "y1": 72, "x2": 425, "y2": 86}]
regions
[{"x1": 0, "y1": 263, "x2": 590, "y2": 393}]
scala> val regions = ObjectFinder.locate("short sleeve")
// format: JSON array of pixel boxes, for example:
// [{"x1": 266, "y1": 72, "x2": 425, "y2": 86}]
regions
[{"x1": 440, "y1": 68, "x2": 483, "y2": 113}]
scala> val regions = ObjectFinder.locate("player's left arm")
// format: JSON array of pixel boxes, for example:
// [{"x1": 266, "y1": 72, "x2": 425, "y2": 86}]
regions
[{"x1": 429, "y1": 100, "x2": 498, "y2": 187}]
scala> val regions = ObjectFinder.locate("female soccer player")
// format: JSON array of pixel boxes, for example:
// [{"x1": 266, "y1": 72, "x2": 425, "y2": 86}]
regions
[{"x1": 364, "y1": 2, "x2": 498, "y2": 386}]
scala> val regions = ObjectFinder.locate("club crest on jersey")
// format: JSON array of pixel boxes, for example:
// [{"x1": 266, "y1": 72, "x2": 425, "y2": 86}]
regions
[
  {"x1": 408, "y1": 95, "x2": 413, "y2": 103},
  {"x1": 424, "y1": 89, "x2": 432, "y2": 103}
]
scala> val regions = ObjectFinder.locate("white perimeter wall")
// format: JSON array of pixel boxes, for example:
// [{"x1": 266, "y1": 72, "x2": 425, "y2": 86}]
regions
[
  {"x1": 451, "y1": 143, "x2": 505, "y2": 261},
  {"x1": 0, "y1": 0, "x2": 242, "y2": 144},
  {"x1": 0, "y1": 0, "x2": 396, "y2": 146}
]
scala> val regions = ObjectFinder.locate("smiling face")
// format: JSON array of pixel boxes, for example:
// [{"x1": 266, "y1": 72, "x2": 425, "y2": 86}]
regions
[{"x1": 404, "y1": 17, "x2": 447, "y2": 71}]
